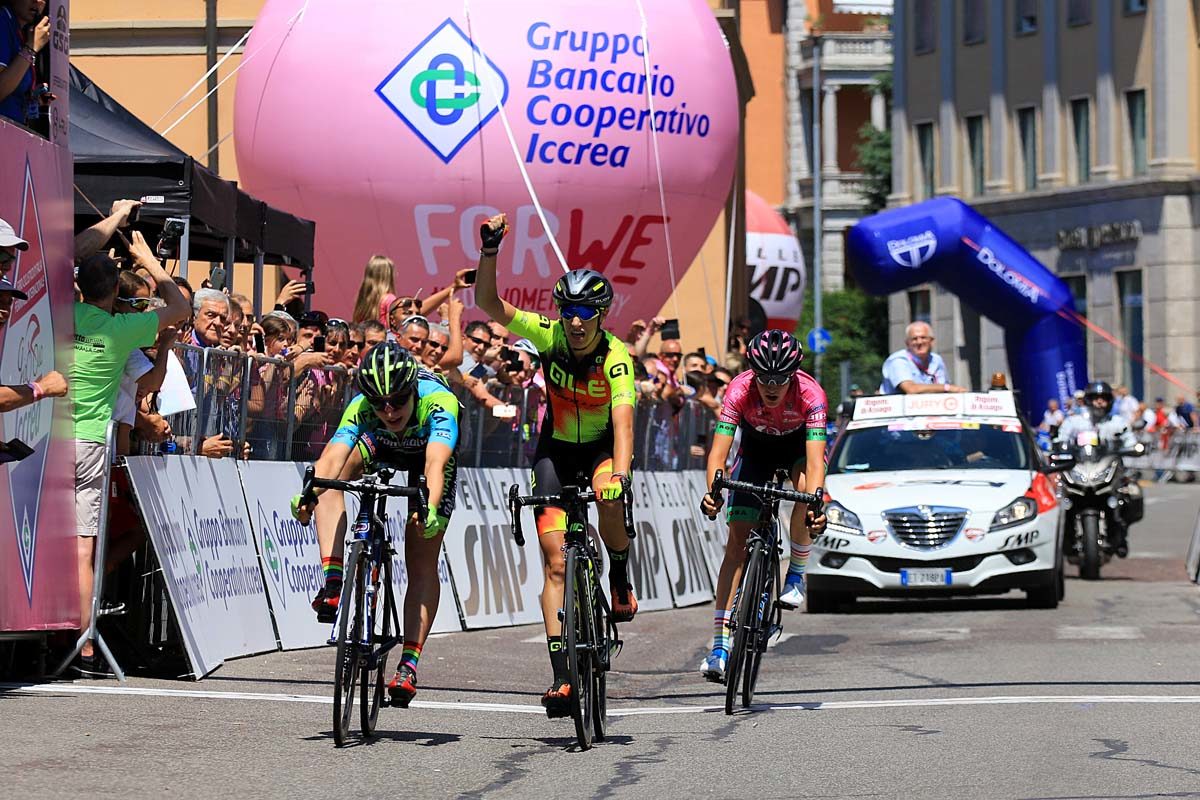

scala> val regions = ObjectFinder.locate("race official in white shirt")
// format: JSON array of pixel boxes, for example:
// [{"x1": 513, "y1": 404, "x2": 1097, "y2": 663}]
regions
[{"x1": 879, "y1": 321, "x2": 967, "y2": 395}]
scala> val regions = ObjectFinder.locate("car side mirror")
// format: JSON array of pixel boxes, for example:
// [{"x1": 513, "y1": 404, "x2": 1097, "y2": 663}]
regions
[{"x1": 1046, "y1": 451, "x2": 1075, "y2": 472}]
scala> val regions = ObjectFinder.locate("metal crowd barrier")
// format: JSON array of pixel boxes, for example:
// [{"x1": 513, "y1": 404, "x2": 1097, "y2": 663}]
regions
[{"x1": 1125, "y1": 428, "x2": 1200, "y2": 481}]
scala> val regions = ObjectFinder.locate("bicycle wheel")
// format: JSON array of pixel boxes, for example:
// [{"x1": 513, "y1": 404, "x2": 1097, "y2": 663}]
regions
[
  {"x1": 333, "y1": 546, "x2": 365, "y2": 747},
  {"x1": 591, "y1": 584, "x2": 608, "y2": 742},
  {"x1": 361, "y1": 554, "x2": 390, "y2": 737},
  {"x1": 725, "y1": 538, "x2": 764, "y2": 715},
  {"x1": 742, "y1": 536, "x2": 777, "y2": 708},
  {"x1": 563, "y1": 547, "x2": 594, "y2": 750}
]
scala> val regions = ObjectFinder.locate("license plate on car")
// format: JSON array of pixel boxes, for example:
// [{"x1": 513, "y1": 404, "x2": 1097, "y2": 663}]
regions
[{"x1": 900, "y1": 568, "x2": 952, "y2": 587}]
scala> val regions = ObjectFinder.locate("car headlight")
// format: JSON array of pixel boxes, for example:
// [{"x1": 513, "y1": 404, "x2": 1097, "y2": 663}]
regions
[
  {"x1": 989, "y1": 496, "x2": 1037, "y2": 531},
  {"x1": 825, "y1": 501, "x2": 863, "y2": 535}
]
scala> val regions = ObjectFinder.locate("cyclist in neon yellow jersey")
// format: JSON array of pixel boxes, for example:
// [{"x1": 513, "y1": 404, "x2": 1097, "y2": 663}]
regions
[
  {"x1": 292, "y1": 342, "x2": 458, "y2": 708},
  {"x1": 473, "y1": 213, "x2": 638, "y2": 719}
]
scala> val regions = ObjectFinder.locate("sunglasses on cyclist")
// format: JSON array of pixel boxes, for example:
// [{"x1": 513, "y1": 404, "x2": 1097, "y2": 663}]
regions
[
  {"x1": 117, "y1": 296, "x2": 165, "y2": 311},
  {"x1": 755, "y1": 373, "x2": 792, "y2": 387},
  {"x1": 559, "y1": 304, "x2": 601, "y2": 322},
  {"x1": 366, "y1": 392, "x2": 412, "y2": 412}
]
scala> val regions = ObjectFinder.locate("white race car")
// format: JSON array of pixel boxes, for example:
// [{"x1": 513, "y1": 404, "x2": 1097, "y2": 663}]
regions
[{"x1": 808, "y1": 391, "x2": 1069, "y2": 612}]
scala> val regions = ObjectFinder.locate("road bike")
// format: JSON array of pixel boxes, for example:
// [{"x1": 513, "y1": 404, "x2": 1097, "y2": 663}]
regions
[
  {"x1": 507, "y1": 476, "x2": 635, "y2": 750},
  {"x1": 300, "y1": 465, "x2": 428, "y2": 747},
  {"x1": 709, "y1": 469, "x2": 822, "y2": 714}
]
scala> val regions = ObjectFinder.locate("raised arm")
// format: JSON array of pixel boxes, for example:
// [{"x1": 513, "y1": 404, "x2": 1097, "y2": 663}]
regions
[
  {"x1": 474, "y1": 214, "x2": 518, "y2": 326},
  {"x1": 74, "y1": 200, "x2": 140, "y2": 260},
  {"x1": 128, "y1": 231, "x2": 189, "y2": 329}
]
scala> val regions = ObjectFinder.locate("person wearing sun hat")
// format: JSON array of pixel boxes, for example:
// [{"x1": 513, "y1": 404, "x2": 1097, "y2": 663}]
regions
[{"x1": 0, "y1": 216, "x2": 28, "y2": 279}]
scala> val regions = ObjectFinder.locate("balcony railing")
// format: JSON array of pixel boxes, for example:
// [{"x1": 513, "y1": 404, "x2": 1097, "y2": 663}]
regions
[
  {"x1": 793, "y1": 173, "x2": 870, "y2": 208},
  {"x1": 795, "y1": 32, "x2": 892, "y2": 73}
]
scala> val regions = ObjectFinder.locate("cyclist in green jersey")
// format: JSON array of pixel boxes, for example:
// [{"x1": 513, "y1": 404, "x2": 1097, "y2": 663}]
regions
[
  {"x1": 291, "y1": 342, "x2": 458, "y2": 707},
  {"x1": 474, "y1": 213, "x2": 638, "y2": 718}
]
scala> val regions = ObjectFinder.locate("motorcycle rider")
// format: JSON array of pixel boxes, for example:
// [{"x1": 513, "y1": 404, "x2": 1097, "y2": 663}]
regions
[{"x1": 1054, "y1": 380, "x2": 1140, "y2": 555}]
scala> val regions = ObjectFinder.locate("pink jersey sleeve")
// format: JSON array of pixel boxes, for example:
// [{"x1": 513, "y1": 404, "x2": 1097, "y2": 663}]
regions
[
  {"x1": 794, "y1": 371, "x2": 828, "y2": 433},
  {"x1": 717, "y1": 370, "x2": 755, "y2": 428}
]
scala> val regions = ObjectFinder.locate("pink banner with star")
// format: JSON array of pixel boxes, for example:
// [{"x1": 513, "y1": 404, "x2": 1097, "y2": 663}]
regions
[{"x1": 0, "y1": 112, "x2": 77, "y2": 632}]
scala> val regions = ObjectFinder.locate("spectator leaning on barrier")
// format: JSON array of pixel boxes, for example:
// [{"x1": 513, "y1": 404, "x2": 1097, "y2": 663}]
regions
[
  {"x1": 188, "y1": 288, "x2": 230, "y2": 348},
  {"x1": 1114, "y1": 385, "x2": 1139, "y2": 422},
  {"x1": 0, "y1": 275, "x2": 67, "y2": 412},
  {"x1": 112, "y1": 270, "x2": 174, "y2": 454},
  {"x1": 1175, "y1": 394, "x2": 1197, "y2": 429},
  {"x1": 346, "y1": 323, "x2": 366, "y2": 366},
  {"x1": 70, "y1": 235, "x2": 189, "y2": 676},
  {"x1": 879, "y1": 321, "x2": 967, "y2": 394}
]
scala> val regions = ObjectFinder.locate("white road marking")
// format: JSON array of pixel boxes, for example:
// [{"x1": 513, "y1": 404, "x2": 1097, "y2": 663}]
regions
[
  {"x1": 521, "y1": 634, "x2": 546, "y2": 643},
  {"x1": 6, "y1": 683, "x2": 1200, "y2": 717},
  {"x1": 900, "y1": 628, "x2": 970, "y2": 641},
  {"x1": 1056, "y1": 625, "x2": 1143, "y2": 640}
]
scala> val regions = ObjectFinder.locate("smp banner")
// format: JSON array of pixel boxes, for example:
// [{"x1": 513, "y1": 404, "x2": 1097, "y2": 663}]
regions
[
  {"x1": 125, "y1": 456, "x2": 277, "y2": 677},
  {"x1": 0, "y1": 122, "x2": 77, "y2": 632},
  {"x1": 746, "y1": 190, "x2": 805, "y2": 331},
  {"x1": 680, "y1": 469, "x2": 727, "y2": 587},
  {"x1": 626, "y1": 476, "x2": 676, "y2": 612},
  {"x1": 648, "y1": 473, "x2": 714, "y2": 607}
]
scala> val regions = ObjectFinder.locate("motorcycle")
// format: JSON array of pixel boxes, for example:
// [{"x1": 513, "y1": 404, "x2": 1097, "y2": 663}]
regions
[{"x1": 1058, "y1": 439, "x2": 1145, "y2": 580}]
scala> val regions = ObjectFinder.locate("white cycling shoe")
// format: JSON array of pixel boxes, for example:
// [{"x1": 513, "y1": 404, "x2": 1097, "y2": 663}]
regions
[
  {"x1": 777, "y1": 577, "x2": 806, "y2": 610},
  {"x1": 700, "y1": 651, "x2": 727, "y2": 683}
]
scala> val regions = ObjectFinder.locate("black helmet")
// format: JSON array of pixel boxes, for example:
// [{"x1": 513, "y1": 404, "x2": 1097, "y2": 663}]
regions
[
  {"x1": 552, "y1": 268, "x2": 613, "y2": 310},
  {"x1": 357, "y1": 341, "x2": 419, "y2": 403},
  {"x1": 1083, "y1": 380, "x2": 1113, "y2": 403},
  {"x1": 745, "y1": 330, "x2": 804, "y2": 381}
]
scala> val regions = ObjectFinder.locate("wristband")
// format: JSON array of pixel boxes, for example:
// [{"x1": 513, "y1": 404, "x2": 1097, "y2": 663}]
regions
[
  {"x1": 942, "y1": 383, "x2": 949, "y2": 392},
  {"x1": 480, "y1": 247, "x2": 499, "y2": 256},
  {"x1": 28, "y1": 381, "x2": 44, "y2": 401},
  {"x1": 20, "y1": 47, "x2": 36, "y2": 64}
]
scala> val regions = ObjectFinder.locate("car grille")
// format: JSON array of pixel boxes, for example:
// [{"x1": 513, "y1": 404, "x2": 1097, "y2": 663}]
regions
[
  {"x1": 884, "y1": 506, "x2": 968, "y2": 549},
  {"x1": 863, "y1": 554, "x2": 986, "y2": 573}
]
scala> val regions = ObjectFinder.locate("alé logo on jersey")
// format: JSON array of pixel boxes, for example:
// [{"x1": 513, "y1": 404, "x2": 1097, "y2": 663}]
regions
[
  {"x1": 547, "y1": 360, "x2": 628, "y2": 398},
  {"x1": 1, "y1": 161, "x2": 54, "y2": 602},
  {"x1": 376, "y1": 18, "x2": 509, "y2": 164}
]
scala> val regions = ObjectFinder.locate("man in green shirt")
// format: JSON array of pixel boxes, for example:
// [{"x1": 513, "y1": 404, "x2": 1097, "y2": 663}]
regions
[{"x1": 70, "y1": 232, "x2": 190, "y2": 675}]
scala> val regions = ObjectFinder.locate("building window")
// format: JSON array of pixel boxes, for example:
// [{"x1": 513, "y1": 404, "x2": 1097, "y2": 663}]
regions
[
  {"x1": 1015, "y1": 0, "x2": 1038, "y2": 34},
  {"x1": 1117, "y1": 270, "x2": 1144, "y2": 399},
  {"x1": 1067, "y1": 0, "x2": 1093, "y2": 26},
  {"x1": 917, "y1": 122, "x2": 935, "y2": 199},
  {"x1": 1126, "y1": 89, "x2": 1147, "y2": 176},
  {"x1": 908, "y1": 289, "x2": 932, "y2": 325},
  {"x1": 1123, "y1": 0, "x2": 1147, "y2": 14},
  {"x1": 914, "y1": 0, "x2": 936, "y2": 54},
  {"x1": 1071, "y1": 98, "x2": 1091, "y2": 183},
  {"x1": 1017, "y1": 107, "x2": 1038, "y2": 191},
  {"x1": 1062, "y1": 274, "x2": 1088, "y2": 319},
  {"x1": 963, "y1": 0, "x2": 986, "y2": 44},
  {"x1": 965, "y1": 114, "x2": 985, "y2": 196}
]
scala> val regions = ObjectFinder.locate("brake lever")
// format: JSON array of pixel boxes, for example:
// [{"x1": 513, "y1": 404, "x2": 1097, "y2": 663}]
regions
[
  {"x1": 705, "y1": 469, "x2": 725, "y2": 521},
  {"x1": 415, "y1": 474, "x2": 429, "y2": 522},
  {"x1": 301, "y1": 464, "x2": 318, "y2": 507},
  {"x1": 508, "y1": 484, "x2": 525, "y2": 547},
  {"x1": 620, "y1": 476, "x2": 636, "y2": 539}
]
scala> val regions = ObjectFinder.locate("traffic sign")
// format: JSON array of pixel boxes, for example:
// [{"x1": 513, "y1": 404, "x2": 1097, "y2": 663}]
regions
[{"x1": 807, "y1": 327, "x2": 832, "y2": 355}]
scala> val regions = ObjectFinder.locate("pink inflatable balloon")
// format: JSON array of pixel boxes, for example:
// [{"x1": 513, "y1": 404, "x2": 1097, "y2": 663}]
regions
[{"x1": 234, "y1": 0, "x2": 738, "y2": 328}]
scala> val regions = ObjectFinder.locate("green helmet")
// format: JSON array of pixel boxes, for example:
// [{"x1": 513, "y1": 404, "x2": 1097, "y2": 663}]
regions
[{"x1": 357, "y1": 341, "x2": 419, "y2": 402}]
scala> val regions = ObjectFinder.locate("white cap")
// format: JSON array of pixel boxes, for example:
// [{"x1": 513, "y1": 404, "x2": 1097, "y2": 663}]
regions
[{"x1": 0, "y1": 218, "x2": 28, "y2": 251}]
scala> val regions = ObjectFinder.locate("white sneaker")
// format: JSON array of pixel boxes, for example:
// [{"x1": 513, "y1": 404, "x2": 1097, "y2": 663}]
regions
[
  {"x1": 700, "y1": 651, "x2": 727, "y2": 683},
  {"x1": 777, "y1": 577, "x2": 806, "y2": 610}
]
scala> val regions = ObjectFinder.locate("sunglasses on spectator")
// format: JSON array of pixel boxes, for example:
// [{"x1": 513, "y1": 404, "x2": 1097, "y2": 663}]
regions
[
  {"x1": 755, "y1": 373, "x2": 791, "y2": 387},
  {"x1": 366, "y1": 392, "x2": 412, "y2": 412},
  {"x1": 559, "y1": 304, "x2": 601, "y2": 322},
  {"x1": 399, "y1": 314, "x2": 429, "y2": 329},
  {"x1": 660, "y1": 351, "x2": 682, "y2": 360},
  {"x1": 117, "y1": 296, "x2": 165, "y2": 311},
  {"x1": 426, "y1": 341, "x2": 448, "y2": 352},
  {"x1": 466, "y1": 334, "x2": 491, "y2": 348},
  {"x1": 0, "y1": 251, "x2": 14, "y2": 265}
]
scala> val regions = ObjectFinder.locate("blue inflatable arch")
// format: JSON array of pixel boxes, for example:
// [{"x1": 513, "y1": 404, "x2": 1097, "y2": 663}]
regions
[{"x1": 845, "y1": 197, "x2": 1087, "y2": 422}]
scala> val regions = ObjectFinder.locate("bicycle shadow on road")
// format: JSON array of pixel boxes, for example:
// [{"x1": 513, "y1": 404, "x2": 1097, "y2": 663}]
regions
[
  {"x1": 480, "y1": 733, "x2": 635, "y2": 753},
  {"x1": 303, "y1": 729, "x2": 463, "y2": 748}
]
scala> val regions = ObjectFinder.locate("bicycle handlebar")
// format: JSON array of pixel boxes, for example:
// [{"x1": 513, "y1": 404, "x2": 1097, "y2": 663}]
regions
[
  {"x1": 706, "y1": 469, "x2": 823, "y2": 520},
  {"x1": 302, "y1": 465, "x2": 429, "y2": 521},
  {"x1": 507, "y1": 476, "x2": 635, "y2": 547}
]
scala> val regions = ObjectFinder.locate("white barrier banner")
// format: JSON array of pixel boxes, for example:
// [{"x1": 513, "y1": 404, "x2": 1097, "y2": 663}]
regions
[
  {"x1": 445, "y1": 468, "x2": 545, "y2": 629},
  {"x1": 1187, "y1": 508, "x2": 1200, "y2": 585},
  {"x1": 649, "y1": 473, "x2": 714, "y2": 606},
  {"x1": 626, "y1": 477, "x2": 676, "y2": 611},
  {"x1": 125, "y1": 456, "x2": 277, "y2": 677},
  {"x1": 680, "y1": 470, "x2": 728, "y2": 587}
]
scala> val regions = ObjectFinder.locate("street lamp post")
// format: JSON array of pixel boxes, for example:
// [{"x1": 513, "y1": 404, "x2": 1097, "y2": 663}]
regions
[{"x1": 811, "y1": 34, "x2": 823, "y2": 382}]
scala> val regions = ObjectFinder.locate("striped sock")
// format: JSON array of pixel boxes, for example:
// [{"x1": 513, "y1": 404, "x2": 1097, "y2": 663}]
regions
[
  {"x1": 712, "y1": 610, "x2": 731, "y2": 656},
  {"x1": 400, "y1": 640, "x2": 422, "y2": 672},
  {"x1": 788, "y1": 543, "x2": 811, "y2": 579},
  {"x1": 321, "y1": 556, "x2": 343, "y2": 583}
]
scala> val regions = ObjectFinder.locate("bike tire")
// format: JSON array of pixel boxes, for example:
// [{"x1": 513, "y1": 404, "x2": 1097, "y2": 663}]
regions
[
  {"x1": 563, "y1": 547, "x2": 594, "y2": 750},
  {"x1": 743, "y1": 541, "x2": 776, "y2": 707},
  {"x1": 1080, "y1": 512, "x2": 1102, "y2": 580},
  {"x1": 361, "y1": 554, "x2": 389, "y2": 737},
  {"x1": 591, "y1": 588, "x2": 608, "y2": 743},
  {"x1": 333, "y1": 547, "x2": 364, "y2": 747},
  {"x1": 725, "y1": 539, "x2": 763, "y2": 715}
]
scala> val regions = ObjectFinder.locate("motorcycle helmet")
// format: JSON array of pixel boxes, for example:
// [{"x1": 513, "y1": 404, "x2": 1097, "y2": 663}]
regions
[{"x1": 1083, "y1": 380, "x2": 1114, "y2": 423}]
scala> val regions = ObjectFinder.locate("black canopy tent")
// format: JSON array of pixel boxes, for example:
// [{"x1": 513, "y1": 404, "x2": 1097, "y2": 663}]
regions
[{"x1": 69, "y1": 66, "x2": 315, "y2": 310}]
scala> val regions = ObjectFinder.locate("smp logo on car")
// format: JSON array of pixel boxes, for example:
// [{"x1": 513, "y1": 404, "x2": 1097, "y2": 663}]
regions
[
  {"x1": 886, "y1": 230, "x2": 937, "y2": 268},
  {"x1": 1001, "y1": 530, "x2": 1039, "y2": 549},
  {"x1": 375, "y1": 18, "x2": 510, "y2": 164}
]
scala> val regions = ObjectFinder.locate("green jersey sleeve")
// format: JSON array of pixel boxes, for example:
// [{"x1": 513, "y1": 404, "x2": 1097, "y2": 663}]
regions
[
  {"x1": 505, "y1": 308, "x2": 556, "y2": 353},
  {"x1": 604, "y1": 336, "x2": 637, "y2": 408}
]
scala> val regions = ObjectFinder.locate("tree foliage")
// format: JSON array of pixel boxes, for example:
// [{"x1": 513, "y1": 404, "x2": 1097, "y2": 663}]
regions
[
  {"x1": 797, "y1": 286, "x2": 889, "y2": 403},
  {"x1": 853, "y1": 72, "x2": 893, "y2": 215}
]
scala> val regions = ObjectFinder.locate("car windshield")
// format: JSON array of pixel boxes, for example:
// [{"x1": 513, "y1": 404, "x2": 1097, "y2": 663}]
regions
[{"x1": 829, "y1": 422, "x2": 1032, "y2": 474}]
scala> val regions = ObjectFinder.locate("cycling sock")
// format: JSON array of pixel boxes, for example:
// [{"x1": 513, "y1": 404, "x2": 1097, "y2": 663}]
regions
[
  {"x1": 547, "y1": 636, "x2": 569, "y2": 684},
  {"x1": 787, "y1": 543, "x2": 810, "y2": 580},
  {"x1": 321, "y1": 556, "x2": 343, "y2": 584},
  {"x1": 606, "y1": 545, "x2": 631, "y2": 591},
  {"x1": 399, "y1": 640, "x2": 422, "y2": 673},
  {"x1": 712, "y1": 610, "x2": 731, "y2": 655}
]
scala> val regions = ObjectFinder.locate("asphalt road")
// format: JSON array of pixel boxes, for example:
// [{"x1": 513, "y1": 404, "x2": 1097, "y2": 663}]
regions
[{"x1": 5, "y1": 483, "x2": 1200, "y2": 799}]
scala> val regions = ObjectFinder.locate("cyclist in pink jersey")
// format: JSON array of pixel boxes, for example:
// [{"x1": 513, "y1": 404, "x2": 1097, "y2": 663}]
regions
[{"x1": 697, "y1": 330, "x2": 827, "y2": 682}]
